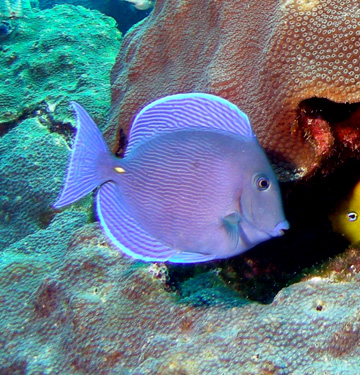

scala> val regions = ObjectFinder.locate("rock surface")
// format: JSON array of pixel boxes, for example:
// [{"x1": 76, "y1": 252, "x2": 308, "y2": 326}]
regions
[{"x1": 1, "y1": 224, "x2": 360, "y2": 374}]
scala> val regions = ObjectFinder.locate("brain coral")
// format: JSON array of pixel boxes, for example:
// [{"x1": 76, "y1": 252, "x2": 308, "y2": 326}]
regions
[
  {"x1": 109, "y1": 0, "x2": 360, "y2": 180},
  {"x1": 2, "y1": 224, "x2": 360, "y2": 374}
]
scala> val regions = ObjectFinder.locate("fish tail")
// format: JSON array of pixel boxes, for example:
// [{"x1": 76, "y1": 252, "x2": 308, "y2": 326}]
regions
[{"x1": 54, "y1": 102, "x2": 115, "y2": 208}]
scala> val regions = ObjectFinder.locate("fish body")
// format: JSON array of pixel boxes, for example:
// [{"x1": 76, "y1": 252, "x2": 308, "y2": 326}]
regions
[
  {"x1": 124, "y1": 0, "x2": 154, "y2": 11},
  {"x1": 330, "y1": 181, "x2": 360, "y2": 244},
  {"x1": 54, "y1": 93, "x2": 289, "y2": 263}
]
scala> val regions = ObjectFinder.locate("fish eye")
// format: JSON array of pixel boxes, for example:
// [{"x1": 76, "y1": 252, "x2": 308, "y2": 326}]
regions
[
  {"x1": 347, "y1": 211, "x2": 358, "y2": 222},
  {"x1": 254, "y1": 175, "x2": 270, "y2": 191}
]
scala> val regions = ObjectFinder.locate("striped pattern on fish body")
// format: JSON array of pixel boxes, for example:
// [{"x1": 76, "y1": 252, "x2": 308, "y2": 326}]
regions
[{"x1": 54, "y1": 93, "x2": 289, "y2": 263}]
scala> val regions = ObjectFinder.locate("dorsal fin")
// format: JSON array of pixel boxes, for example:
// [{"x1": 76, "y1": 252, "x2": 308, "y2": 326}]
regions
[{"x1": 125, "y1": 93, "x2": 255, "y2": 156}]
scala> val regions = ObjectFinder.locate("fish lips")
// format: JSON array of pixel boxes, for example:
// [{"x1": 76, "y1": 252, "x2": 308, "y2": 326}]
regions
[
  {"x1": 270, "y1": 220, "x2": 290, "y2": 237},
  {"x1": 237, "y1": 218, "x2": 289, "y2": 250}
]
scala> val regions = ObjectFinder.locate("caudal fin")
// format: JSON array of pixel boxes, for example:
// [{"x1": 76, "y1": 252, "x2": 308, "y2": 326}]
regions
[{"x1": 54, "y1": 102, "x2": 112, "y2": 208}]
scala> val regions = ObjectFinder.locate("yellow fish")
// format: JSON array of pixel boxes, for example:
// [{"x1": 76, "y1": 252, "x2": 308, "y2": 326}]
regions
[{"x1": 330, "y1": 181, "x2": 360, "y2": 244}]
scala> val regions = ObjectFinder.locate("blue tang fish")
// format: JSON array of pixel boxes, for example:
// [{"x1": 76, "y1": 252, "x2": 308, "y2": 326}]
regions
[{"x1": 54, "y1": 93, "x2": 289, "y2": 263}]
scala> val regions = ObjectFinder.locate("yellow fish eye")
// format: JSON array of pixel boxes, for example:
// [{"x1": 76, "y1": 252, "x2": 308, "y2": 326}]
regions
[
  {"x1": 330, "y1": 181, "x2": 360, "y2": 244},
  {"x1": 347, "y1": 211, "x2": 358, "y2": 222}
]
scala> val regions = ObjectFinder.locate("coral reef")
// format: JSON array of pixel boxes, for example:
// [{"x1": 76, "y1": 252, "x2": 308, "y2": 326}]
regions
[
  {"x1": 0, "y1": 4, "x2": 121, "y2": 131},
  {"x1": 0, "y1": 118, "x2": 70, "y2": 250},
  {"x1": 37, "y1": 0, "x2": 153, "y2": 34},
  {"x1": 1, "y1": 1, "x2": 360, "y2": 373},
  {"x1": 109, "y1": 0, "x2": 360, "y2": 180},
  {"x1": 0, "y1": 2, "x2": 121, "y2": 247},
  {"x1": 0, "y1": 3, "x2": 121, "y2": 251},
  {"x1": 1, "y1": 225, "x2": 360, "y2": 374},
  {"x1": 309, "y1": 241, "x2": 360, "y2": 283}
]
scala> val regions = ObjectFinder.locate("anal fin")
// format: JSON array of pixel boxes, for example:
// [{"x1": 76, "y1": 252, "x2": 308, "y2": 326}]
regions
[{"x1": 168, "y1": 251, "x2": 215, "y2": 263}]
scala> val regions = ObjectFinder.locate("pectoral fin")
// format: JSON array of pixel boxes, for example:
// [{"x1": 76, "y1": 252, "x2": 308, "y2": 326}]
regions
[{"x1": 222, "y1": 212, "x2": 242, "y2": 250}]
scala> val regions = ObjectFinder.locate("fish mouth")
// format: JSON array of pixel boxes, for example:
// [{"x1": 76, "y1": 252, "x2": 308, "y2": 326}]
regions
[
  {"x1": 238, "y1": 200, "x2": 289, "y2": 242},
  {"x1": 270, "y1": 220, "x2": 290, "y2": 237},
  {"x1": 236, "y1": 219, "x2": 289, "y2": 250}
]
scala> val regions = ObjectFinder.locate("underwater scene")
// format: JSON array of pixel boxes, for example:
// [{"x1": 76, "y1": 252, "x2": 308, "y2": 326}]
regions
[{"x1": 1, "y1": 0, "x2": 360, "y2": 373}]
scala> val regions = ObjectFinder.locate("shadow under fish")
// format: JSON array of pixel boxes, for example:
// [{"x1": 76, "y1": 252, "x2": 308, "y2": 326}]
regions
[{"x1": 54, "y1": 93, "x2": 289, "y2": 263}]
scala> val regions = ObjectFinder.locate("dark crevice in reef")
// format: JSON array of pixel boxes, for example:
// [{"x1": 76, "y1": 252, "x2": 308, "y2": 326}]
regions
[
  {"x1": 114, "y1": 127, "x2": 128, "y2": 158},
  {"x1": 297, "y1": 98, "x2": 360, "y2": 177},
  {"x1": 0, "y1": 120, "x2": 17, "y2": 137},
  {"x1": 0, "y1": 105, "x2": 48, "y2": 137},
  {"x1": 38, "y1": 208, "x2": 57, "y2": 230},
  {"x1": 299, "y1": 98, "x2": 360, "y2": 124},
  {"x1": 0, "y1": 108, "x2": 34, "y2": 137},
  {"x1": 169, "y1": 159, "x2": 360, "y2": 305},
  {"x1": 0, "y1": 101, "x2": 75, "y2": 143},
  {"x1": 36, "y1": 101, "x2": 76, "y2": 145}
]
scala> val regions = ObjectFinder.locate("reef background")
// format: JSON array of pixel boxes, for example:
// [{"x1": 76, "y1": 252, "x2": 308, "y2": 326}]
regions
[{"x1": 1, "y1": 1, "x2": 360, "y2": 374}]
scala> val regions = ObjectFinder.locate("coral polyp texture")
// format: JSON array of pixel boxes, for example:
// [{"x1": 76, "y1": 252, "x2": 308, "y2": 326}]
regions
[
  {"x1": 2, "y1": 0, "x2": 360, "y2": 373},
  {"x1": 0, "y1": 4, "x2": 121, "y2": 130},
  {"x1": 0, "y1": 4, "x2": 122, "y2": 251},
  {"x1": 2, "y1": 225, "x2": 360, "y2": 374},
  {"x1": 0, "y1": 118, "x2": 70, "y2": 250},
  {"x1": 109, "y1": 0, "x2": 360, "y2": 180}
]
